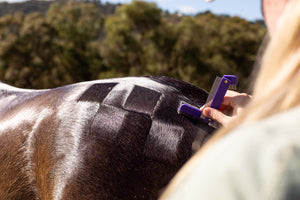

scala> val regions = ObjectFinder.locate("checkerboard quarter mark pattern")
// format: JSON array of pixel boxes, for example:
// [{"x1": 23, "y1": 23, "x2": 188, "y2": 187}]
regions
[
  {"x1": 77, "y1": 83, "x2": 118, "y2": 103},
  {"x1": 71, "y1": 77, "x2": 214, "y2": 200},
  {"x1": 75, "y1": 78, "x2": 211, "y2": 164},
  {"x1": 124, "y1": 85, "x2": 162, "y2": 116},
  {"x1": 76, "y1": 81, "x2": 164, "y2": 146},
  {"x1": 77, "y1": 82, "x2": 163, "y2": 117},
  {"x1": 75, "y1": 79, "x2": 166, "y2": 154}
]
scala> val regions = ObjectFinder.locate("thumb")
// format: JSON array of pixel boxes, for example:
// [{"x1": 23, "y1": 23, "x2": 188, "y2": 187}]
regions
[{"x1": 202, "y1": 107, "x2": 231, "y2": 126}]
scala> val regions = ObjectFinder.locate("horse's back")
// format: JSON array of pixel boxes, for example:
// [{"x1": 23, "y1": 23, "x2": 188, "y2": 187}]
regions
[{"x1": 0, "y1": 77, "x2": 214, "y2": 200}]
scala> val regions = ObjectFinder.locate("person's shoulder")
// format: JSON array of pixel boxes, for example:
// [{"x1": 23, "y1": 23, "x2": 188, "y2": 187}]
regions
[
  {"x1": 221, "y1": 104, "x2": 300, "y2": 169},
  {"x1": 230, "y1": 104, "x2": 300, "y2": 149},
  {"x1": 205, "y1": 105, "x2": 300, "y2": 199},
  {"x1": 162, "y1": 106, "x2": 300, "y2": 200}
]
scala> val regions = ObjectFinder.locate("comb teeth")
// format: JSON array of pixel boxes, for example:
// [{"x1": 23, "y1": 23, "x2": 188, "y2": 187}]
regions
[
  {"x1": 229, "y1": 84, "x2": 237, "y2": 91},
  {"x1": 205, "y1": 76, "x2": 221, "y2": 104}
]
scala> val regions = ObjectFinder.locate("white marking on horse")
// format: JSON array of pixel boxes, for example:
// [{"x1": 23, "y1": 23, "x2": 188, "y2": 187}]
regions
[
  {"x1": 53, "y1": 84, "x2": 100, "y2": 200},
  {"x1": 0, "y1": 108, "x2": 39, "y2": 133},
  {"x1": 24, "y1": 108, "x2": 53, "y2": 195}
]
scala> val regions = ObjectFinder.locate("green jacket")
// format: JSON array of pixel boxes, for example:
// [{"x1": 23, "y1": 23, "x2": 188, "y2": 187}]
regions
[{"x1": 163, "y1": 105, "x2": 300, "y2": 200}]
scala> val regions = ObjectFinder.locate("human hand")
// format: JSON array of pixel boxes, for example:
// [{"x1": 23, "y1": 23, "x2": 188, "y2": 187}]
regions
[{"x1": 200, "y1": 90, "x2": 251, "y2": 127}]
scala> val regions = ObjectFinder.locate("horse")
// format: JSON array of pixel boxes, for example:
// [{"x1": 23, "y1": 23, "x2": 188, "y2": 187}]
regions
[{"x1": 0, "y1": 76, "x2": 215, "y2": 200}]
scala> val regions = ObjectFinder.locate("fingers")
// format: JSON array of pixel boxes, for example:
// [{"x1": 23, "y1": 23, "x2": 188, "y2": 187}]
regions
[
  {"x1": 200, "y1": 90, "x2": 251, "y2": 110},
  {"x1": 222, "y1": 91, "x2": 251, "y2": 108},
  {"x1": 199, "y1": 90, "x2": 251, "y2": 127},
  {"x1": 202, "y1": 107, "x2": 232, "y2": 127}
]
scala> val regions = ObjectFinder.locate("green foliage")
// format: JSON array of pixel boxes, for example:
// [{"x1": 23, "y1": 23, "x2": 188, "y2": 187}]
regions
[
  {"x1": 47, "y1": 2, "x2": 104, "y2": 82},
  {"x1": 0, "y1": 1, "x2": 104, "y2": 88},
  {"x1": 0, "y1": 1, "x2": 266, "y2": 91},
  {"x1": 101, "y1": 0, "x2": 163, "y2": 77}
]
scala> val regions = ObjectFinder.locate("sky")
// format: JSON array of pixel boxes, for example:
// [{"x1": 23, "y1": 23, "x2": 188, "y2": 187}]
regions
[
  {"x1": 1, "y1": 0, "x2": 264, "y2": 22},
  {"x1": 102, "y1": 0, "x2": 264, "y2": 21}
]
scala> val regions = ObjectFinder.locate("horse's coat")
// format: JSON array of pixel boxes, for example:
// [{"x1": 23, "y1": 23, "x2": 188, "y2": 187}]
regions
[{"x1": 0, "y1": 76, "x2": 215, "y2": 200}]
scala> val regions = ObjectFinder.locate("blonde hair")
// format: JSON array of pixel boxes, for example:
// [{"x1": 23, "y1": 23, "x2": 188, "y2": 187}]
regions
[{"x1": 161, "y1": 0, "x2": 300, "y2": 198}]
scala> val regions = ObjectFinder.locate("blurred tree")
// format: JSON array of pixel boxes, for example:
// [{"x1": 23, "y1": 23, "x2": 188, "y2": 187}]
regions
[
  {"x1": 194, "y1": 12, "x2": 266, "y2": 91},
  {"x1": 171, "y1": 16, "x2": 217, "y2": 90},
  {"x1": 0, "y1": 1, "x2": 266, "y2": 91},
  {"x1": 219, "y1": 16, "x2": 265, "y2": 91},
  {"x1": 47, "y1": 1, "x2": 104, "y2": 83},
  {"x1": 144, "y1": 20, "x2": 177, "y2": 76},
  {"x1": 0, "y1": 12, "x2": 71, "y2": 88},
  {"x1": 0, "y1": 2, "x2": 105, "y2": 88},
  {"x1": 101, "y1": 0, "x2": 163, "y2": 78},
  {"x1": 0, "y1": 12, "x2": 25, "y2": 87}
]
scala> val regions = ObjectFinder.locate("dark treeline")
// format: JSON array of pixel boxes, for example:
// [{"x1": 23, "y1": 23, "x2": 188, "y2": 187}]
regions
[
  {"x1": 0, "y1": 0, "x2": 118, "y2": 17},
  {"x1": 0, "y1": 0, "x2": 266, "y2": 91}
]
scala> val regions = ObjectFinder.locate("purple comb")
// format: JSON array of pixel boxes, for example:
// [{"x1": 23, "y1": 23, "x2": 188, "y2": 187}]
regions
[
  {"x1": 179, "y1": 75, "x2": 238, "y2": 123},
  {"x1": 210, "y1": 75, "x2": 238, "y2": 109}
]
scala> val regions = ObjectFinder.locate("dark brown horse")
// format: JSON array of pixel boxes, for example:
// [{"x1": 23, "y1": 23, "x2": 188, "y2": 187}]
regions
[{"x1": 0, "y1": 76, "x2": 215, "y2": 200}]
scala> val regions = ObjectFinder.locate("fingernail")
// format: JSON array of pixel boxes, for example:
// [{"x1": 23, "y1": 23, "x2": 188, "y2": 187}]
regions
[{"x1": 203, "y1": 108, "x2": 211, "y2": 117}]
